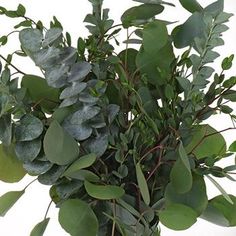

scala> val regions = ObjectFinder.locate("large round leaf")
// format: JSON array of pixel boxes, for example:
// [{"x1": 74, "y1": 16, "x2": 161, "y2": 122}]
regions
[
  {"x1": 0, "y1": 144, "x2": 26, "y2": 183},
  {"x1": 201, "y1": 195, "x2": 236, "y2": 227},
  {"x1": 84, "y1": 181, "x2": 125, "y2": 200},
  {"x1": 185, "y1": 124, "x2": 226, "y2": 159},
  {"x1": 159, "y1": 203, "x2": 197, "y2": 230},
  {"x1": 59, "y1": 199, "x2": 98, "y2": 236},
  {"x1": 43, "y1": 120, "x2": 79, "y2": 165},
  {"x1": 21, "y1": 75, "x2": 60, "y2": 112},
  {"x1": 165, "y1": 174, "x2": 208, "y2": 215}
]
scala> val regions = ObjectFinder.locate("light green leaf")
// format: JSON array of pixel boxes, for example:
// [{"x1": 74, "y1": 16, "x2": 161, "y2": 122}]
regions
[
  {"x1": 30, "y1": 218, "x2": 50, "y2": 236},
  {"x1": 121, "y1": 4, "x2": 164, "y2": 28},
  {"x1": 170, "y1": 142, "x2": 192, "y2": 193},
  {"x1": 59, "y1": 199, "x2": 98, "y2": 236},
  {"x1": 15, "y1": 114, "x2": 43, "y2": 141},
  {"x1": 201, "y1": 195, "x2": 236, "y2": 226},
  {"x1": 0, "y1": 144, "x2": 26, "y2": 183},
  {"x1": 84, "y1": 181, "x2": 125, "y2": 200},
  {"x1": 179, "y1": 0, "x2": 203, "y2": 13},
  {"x1": 159, "y1": 203, "x2": 197, "y2": 230},
  {"x1": 15, "y1": 139, "x2": 41, "y2": 162},
  {"x1": 19, "y1": 28, "x2": 43, "y2": 52},
  {"x1": 42, "y1": 28, "x2": 63, "y2": 47},
  {"x1": 21, "y1": 74, "x2": 60, "y2": 112},
  {"x1": 63, "y1": 153, "x2": 96, "y2": 176},
  {"x1": 43, "y1": 120, "x2": 79, "y2": 165},
  {"x1": 206, "y1": 175, "x2": 233, "y2": 204},
  {"x1": 0, "y1": 190, "x2": 25, "y2": 216},
  {"x1": 136, "y1": 163, "x2": 150, "y2": 205},
  {"x1": 185, "y1": 124, "x2": 226, "y2": 159},
  {"x1": 165, "y1": 174, "x2": 208, "y2": 215}
]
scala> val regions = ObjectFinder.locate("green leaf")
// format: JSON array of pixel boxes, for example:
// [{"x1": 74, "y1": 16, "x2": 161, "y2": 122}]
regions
[
  {"x1": 16, "y1": 4, "x2": 26, "y2": 16},
  {"x1": 121, "y1": 4, "x2": 164, "y2": 28},
  {"x1": 170, "y1": 142, "x2": 193, "y2": 193},
  {"x1": 201, "y1": 195, "x2": 236, "y2": 226},
  {"x1": 63, "y1": 153, "x2": 96, "y2": 176},
  {"x1": 159, "y1": 203, "x2": 197, "y2": 230},
  {"x1": 14, "y1": 20, "x2": 32, "y2": 29},
  {"x1": 43, "y1": 120, "x2": 79, "y2": 165},
  {"x1": 222, "y1": 54, "x2": 234, "y2": 70},
  {"x1": 42, "y1": 28, "x2": 63, "y2": 47},
  {"x1": 68, "y1": 62, "x2": 91, "y2": 82},
  {"x1": 136, "y1": 163, "x2": 150, "y2": 205},
  {"x1": 179, "y1": 0, "x2": 203, "y2": 13},
  {"x1": 60, "y1": 82, "x2": 87, "y2": 99},
  {"x1": 185, "y1": 124, "x2": 226, "y2": 159},
  {"x1": 206, "y1": 175, "x2": 233, "y2": 204},
  {"x1": 229, "y1": 141, "x2": 236, "y2": 152},
  {"x1": 59, "y1": 199, "x2": 98, "y2": 236},
  {"x1": 30, "y1": 218, "x2": 50, "y2": 236},
  {"x1": 21, "y1": 74, "x2": 60, "y2": 112},
  {"x1": 15, "y1": 139, "x2": 42, "y2": 162},
  {"x1": 65, "y1": 169, "x2": 100, "y2": 182},
  {"x1": 172, "y1": 12, "x2": 206, "y2": 48},
  {"x1": 84, "y1": 181, "x2": 125, "y2": 200},
  {"x1": 165, "y1": 174, "x2": 208, "y2": 215},
  {"x1": 204, "y1": 0, "x2": 224, "y2": 18},
  {"x1": 23, "y1": 160, "x2": 53, "y2": 176},
  {"x1": 19, "y1": 28, "x2": 43, "y2": 52},
  {"x1": 15, "y1": 114, "x2": 43, "y2": 141},
  {"x1": 0, "y1": 114, "x2": 12, "y2": 146},
  {"x1": 0, "y1": 190, "x2": 25, "y2": 216},
  {"x1": 0, "y1": 36, "x2": 8, "y2": 45},
  {"x1": 0, "y1": 144, "x2": 26, "y2": 183}
]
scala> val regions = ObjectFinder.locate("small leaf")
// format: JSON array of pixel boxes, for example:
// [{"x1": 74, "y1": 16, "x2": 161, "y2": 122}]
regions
[
  {"x1": 159, "y1": 203, "x2": 197, "y2": 230},
  {"x1": 30, "y1": 218, "x2": 50, "y2": 236},
  {"x1": 136, "y1": 163, "x2": 150, "y2": 205},
  {"x1": 16, "y1": 4, "x2": 26, "y2": 16},
  {"x1": 63, "y1": 153, "x2": 96, "y2": 176},
  {"x1": 43, "y1": 120, "x2": 79, "y2": 165},
  {"x1": 84, "y1": 181, "x2": 125, "y2": 200},
  {"x1": 0, "y1": 190, "x2": 25, "y2": 216},
  {"x1": 15, "y1": 114, "x2": 44, "y2": 141},
  {"x1": 59, "y1": 199, "x2": 98, "y2": 236},
  {"x1": 0, "y1": 36, "x2": 8, "y2": 46}
]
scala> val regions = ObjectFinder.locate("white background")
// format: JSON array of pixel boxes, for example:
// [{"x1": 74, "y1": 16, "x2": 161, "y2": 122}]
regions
[{"x1": 0, "y1": 0, "x2": 236, "y2": 235}]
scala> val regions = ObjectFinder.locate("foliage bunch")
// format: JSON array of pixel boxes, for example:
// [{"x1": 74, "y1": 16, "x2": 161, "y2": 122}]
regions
[{"x1": 0, "y1": 0, "x2": 236, "y2": 235}]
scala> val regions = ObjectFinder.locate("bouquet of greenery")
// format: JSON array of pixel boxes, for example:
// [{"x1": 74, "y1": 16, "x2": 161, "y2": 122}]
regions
[{"x1": 0, "y1": 0, "x2": 236, "y2": 235}]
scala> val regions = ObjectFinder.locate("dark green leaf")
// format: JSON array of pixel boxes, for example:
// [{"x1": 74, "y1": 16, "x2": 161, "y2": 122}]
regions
[
  {"x1": 170, "y1": 142, "x2": 193, "y2": 193},
  {"x1": 65, "y1": 169, "x2": 100, "y2": 182},
  {"x1": 136, "y1": 163, "x2": 150, "y2": 205},
  {"x1": 121, "y1": 4, "x2": 164, "y2": 28},
  {"x1": 0, "y1": 114, "x2": 12, "y2": 146},
  {"x1": 14, "y1": 20, "x2": 32, "y2": 29},
  {"x1": 84, "y1": 181, "x2": 125, "y2": 200},
  {"x1": 59, "y1": 199, "x2": 98, "y2": 236},
  {"x1": 0, "y1": 144, "x2": 26, "y2": 183},
  {"x1": 15, "y1": 114, "x2": 43, "y2": 141},
  {"x1": 159, "y1": 203, "x2": 197, "y2": 230},
  {"x1": 56, "y1": 180, "x2": 83, "y2": 199},
  {"x1": 23, "y1": 160, "x2": 53, "y2": 176},
  {"x1": 0, "y1": 190, "x2": 25, "y2": 216},
  {"x1": 179, "y1": 0, "x2": 203, "y2": 13},
  {"x1": 201, "y1": 195, "x2": 236, "y2": 226},
  {"x1": 43, "y1": 120, "x2": 79, "y2": 165},
  {"x1": 15, "y1": 139, "x2": 41, "y2": 162},
  {"x1": 229, "y1": 141, "x2": 236, "y2": 152},
  {"x1": 0, "y1": 36, "x2": 8, "y2": 46},
  {"x1": 30, "y1": 218, "x2": 50, "y2": 236},
  {"x1": 21, "y1": 75, "x2": 60, "y2": 112},
  {"x1": 16, "y1": 4, "x2": 26, "y2": 16}
]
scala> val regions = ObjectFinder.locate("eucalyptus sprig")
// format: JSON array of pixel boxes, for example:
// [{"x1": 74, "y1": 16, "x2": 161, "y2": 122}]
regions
[{"x1": 0, "y1": 0, "x2": 236, "y2": 235}]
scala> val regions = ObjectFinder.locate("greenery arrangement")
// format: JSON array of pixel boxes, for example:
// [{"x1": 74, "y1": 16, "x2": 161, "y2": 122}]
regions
[{"x1": 0, "y1": 0, "x2": 236, "y2": 235}]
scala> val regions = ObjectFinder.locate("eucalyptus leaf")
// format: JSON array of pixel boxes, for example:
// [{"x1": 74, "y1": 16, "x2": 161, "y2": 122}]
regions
[
  {"x1": 68, "y1": 62, "x2": 91, "y2": 82},
  {"x1": 42, "y1": 28, "x2": 63, "y2": 47},
  {"x1": 60, "y1": 82, "x2": 87, "y2": 99},
  {"x1": 0, "y1": 114, "x2": 12, "y2": 146}
]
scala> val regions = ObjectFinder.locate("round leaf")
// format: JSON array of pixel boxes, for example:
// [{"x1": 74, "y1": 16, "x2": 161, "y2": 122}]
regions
[
  {"x1": 43, "y1": 120, "x2": 79, "y2": 165},
  {"x1": 0, "y1": 144, "x2": 26, "y2": 183},
  {"x1": 84, "y1": 181, "x2": 125, "y2": 200},
  {"x1": 59, "y1": 199, "x2": 98, "y2": 236},
  {"x1": 159, "y1": 203, "x2": 197, "y2": 230}
]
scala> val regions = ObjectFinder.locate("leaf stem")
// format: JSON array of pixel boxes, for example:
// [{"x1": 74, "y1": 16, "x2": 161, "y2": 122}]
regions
[
  {"x1": 24, "y1": 178, "x2": 38, "y2": 191},
  {"x1": 44, "y1": 200, "x2": 53, "y2": 219}
]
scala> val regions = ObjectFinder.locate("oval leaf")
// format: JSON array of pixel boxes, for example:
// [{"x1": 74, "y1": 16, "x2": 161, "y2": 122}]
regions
[
  {"x1": 30, "y1": 218, "x2": 50, "y2": 236},
  {"x1": 136, "y1": 163, "x2": 150, "y2": 205},
  {"x1": 59, "y1": 199, "x2": 98, "y2": 236},
  {"x1": 179, "y1": 0, "x2": 203, "y2": 13},
  {"x1": 159, "y1": 203, "x2": 197, "y2": 230},
  {"x1": 84, "y1": 181, "x2": 125, "y2": 200},
  {"x1": 0, "y1": 190, "x2": 25, "y2": 216},
  {"x1": 43, "y1": 120, "x2": 79, "y2": 165}
]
